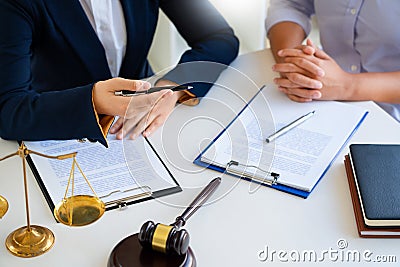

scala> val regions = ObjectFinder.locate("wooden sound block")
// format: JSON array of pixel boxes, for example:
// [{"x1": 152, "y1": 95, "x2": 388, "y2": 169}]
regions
[{"x1": 108, "y1": 233, "x2": 196, "y2": 267}]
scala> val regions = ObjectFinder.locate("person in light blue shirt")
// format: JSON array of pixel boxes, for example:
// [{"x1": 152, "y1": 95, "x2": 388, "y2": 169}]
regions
[{"x1": 265, "y1": 0, "x2": 400, "y2": 122}]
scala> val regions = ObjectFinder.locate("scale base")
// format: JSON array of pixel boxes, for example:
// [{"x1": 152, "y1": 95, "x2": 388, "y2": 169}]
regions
[
  {"x1": 5, "y1": 225, "x2": 55, "y2": 258},
  {"x1": 108, "y1": 233, "x2": 196, "y2": 267}
]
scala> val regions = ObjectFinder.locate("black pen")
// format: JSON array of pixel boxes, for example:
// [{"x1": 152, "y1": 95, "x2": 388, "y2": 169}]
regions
[{"x1": 114, "y1": 85, "x2": 193, "y2": 97}]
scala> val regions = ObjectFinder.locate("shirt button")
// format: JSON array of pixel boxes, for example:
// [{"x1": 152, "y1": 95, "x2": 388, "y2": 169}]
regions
[
  {"x1": 351, "y1": 65, "x2": 358, "y2": 71},
  {"x1": 350, "y1": 8, "x2": 357, "y2": 15}
]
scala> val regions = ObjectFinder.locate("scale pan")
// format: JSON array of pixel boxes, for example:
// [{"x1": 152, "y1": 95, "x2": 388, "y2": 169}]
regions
[
  {"x1": 0, "y1": 195, "x2": 8, "y2": 219},
  {"x1": 54, "y1": 195, "x2": 105, "y2": 226}
]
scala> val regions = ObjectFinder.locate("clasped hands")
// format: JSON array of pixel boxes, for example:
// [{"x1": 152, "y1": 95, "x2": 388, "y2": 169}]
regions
[
  {"x1": 93, "y1": 77, "x2": 184, "y2": 140},
  {"x1": 272, "y1": 39, "x2": 353, "y2": 102}
]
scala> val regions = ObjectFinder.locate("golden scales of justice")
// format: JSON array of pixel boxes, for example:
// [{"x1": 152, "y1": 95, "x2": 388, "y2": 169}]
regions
[{"x1": 0, "y1": 142, "x2": 105, "y2": 258}]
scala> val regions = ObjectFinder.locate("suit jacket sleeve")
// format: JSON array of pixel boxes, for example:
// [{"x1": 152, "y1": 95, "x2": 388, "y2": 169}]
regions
[
  {"x1": 0, "y1": 0, "x2": 108, "y2": 146},
  {"x1": 160, "y1": 0, "x2": 239, "y2": 98}
]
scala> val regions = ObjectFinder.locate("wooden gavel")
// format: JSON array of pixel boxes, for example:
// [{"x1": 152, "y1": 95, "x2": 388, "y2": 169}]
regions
[{"x1": 138, "y1": 177, "x2": 221, "y2": 255}]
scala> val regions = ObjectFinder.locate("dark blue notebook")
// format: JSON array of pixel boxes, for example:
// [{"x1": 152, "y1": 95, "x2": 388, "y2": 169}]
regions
[{"x1": 349, "y1": 144, "x2": 400, "y2": 227}]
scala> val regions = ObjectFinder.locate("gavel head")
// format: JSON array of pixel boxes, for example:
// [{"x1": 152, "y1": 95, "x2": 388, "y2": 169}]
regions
[{"x1": 138, "y1": 221, "x2": 190, "y2": 255}]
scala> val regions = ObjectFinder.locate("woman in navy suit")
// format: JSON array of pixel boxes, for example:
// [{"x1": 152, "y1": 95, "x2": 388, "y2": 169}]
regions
[{"x1": 0, "y1": 0, "x2": 239, "y2": 146}]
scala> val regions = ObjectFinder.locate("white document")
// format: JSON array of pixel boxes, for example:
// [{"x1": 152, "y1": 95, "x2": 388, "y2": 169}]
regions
[
  {"x1": 25, "y1": 135, "x2": 180, "y2": 209},
  {"x1": 199, "y1": 85, "x2": 368, "y2": 192}
]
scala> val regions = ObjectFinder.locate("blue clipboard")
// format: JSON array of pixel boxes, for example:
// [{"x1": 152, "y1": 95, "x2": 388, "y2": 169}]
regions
[{"x1": 193, "y1": 85, "x2": 369, "y2": 199}]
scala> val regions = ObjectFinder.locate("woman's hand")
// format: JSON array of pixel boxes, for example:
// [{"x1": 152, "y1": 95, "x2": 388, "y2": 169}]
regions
[
  {"x1": 272, "y1": 39, "x2": 353, "y2": 102},
  {"x1": 93, "y1": 77, "x2": 173, "y2": 139},
  {"x1": 93, "y1": 77, "x2": 154, "y2": 116},
  {"x1": 109, "y1": 80, "x2": 183, "y2": 139}
]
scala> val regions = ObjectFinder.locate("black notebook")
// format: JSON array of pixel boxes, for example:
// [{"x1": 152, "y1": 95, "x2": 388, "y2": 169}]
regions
[
  {"x1": 349, "y1": 144, "x2": 400, "y2": 227},
  {"x1": 345, "y1": 154, "x2": 400, "y2": 237}
]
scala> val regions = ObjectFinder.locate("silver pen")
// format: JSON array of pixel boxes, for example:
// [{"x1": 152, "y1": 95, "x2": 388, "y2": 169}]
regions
[{"x1": 266, "y1": 110, "x2": 315, "y2": 143}]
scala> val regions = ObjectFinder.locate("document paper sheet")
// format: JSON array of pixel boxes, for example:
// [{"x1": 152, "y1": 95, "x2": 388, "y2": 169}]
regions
[
  {"x1": 200, "y1": 86, "x2": 368, "y2": 192},
  {"x1": 25, "y1": 135, "x2": 178, "y2": 206}
]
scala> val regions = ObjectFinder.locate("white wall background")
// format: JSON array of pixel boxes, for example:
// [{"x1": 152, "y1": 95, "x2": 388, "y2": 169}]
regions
[
  {"x1": 148, "y1": 0, "x2": 319, "y2": 73},
  {"x1": 148, "y1": 0, "x2": 269, "y2": 72}
]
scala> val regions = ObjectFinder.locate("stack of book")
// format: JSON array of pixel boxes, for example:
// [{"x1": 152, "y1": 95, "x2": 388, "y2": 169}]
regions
[{"x1": 344, "y1": 144, "x2": 400, "y2": 238}]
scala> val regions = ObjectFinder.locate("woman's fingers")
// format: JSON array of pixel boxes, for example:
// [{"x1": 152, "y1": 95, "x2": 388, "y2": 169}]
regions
[
  {"x1": 274, "y1": 73, "x2": 323, "y2": 89},
  {"x1": 278, "y1": 86, "x2": 322, "y2": 100}
]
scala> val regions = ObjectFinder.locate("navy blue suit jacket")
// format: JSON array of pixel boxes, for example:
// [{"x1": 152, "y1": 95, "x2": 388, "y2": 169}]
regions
[{"x1": 0, "y1": 0, "x2": 239, "y2": 146}]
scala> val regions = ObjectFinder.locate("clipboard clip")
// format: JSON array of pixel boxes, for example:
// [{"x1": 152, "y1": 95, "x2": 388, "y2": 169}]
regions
[
  {"x1": 226, "y1": 160, "x2": 279, "y2": 186},
  {"x1": 99, "y1": 185, "x2": 153, "y2": 209}
]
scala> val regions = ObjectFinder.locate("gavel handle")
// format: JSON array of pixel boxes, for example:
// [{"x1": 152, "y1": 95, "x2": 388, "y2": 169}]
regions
[{"x1": 173, "y1": 177, "x2": 221, "y2": 228}]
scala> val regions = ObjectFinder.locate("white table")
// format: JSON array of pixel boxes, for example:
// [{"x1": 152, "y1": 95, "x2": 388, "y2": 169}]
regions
[{"x1": 1, "y1": 49, "x2": 400, "y2": 266}]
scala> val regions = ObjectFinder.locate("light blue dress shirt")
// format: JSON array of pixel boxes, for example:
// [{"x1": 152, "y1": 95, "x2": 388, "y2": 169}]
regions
[{"x1": 265, "y1": 0, "x2": 400, "y2": 122}]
